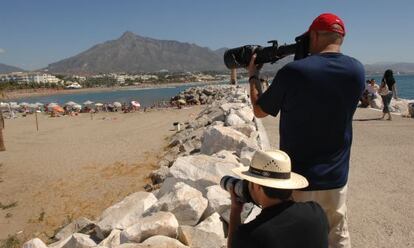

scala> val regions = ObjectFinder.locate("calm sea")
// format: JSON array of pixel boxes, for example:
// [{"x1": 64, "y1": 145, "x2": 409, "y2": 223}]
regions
[
  {"x1": 8, "y1": 83, "x2": 215, "y2": 107},
  {"x1": 7, "y1": 75, "x2": 414, "y2": 106}
]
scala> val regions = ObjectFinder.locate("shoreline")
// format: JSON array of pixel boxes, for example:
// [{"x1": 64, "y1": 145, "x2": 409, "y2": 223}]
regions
[{"x1": 1, "y1": 80, "x2": 226, "y2": 101}]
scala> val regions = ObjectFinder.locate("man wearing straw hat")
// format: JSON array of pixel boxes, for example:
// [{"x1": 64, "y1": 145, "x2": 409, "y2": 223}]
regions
[
  {"x1": 247, "y1": 13, "x2": 364, "y2": 248},
  {"x1": 228, "y1": 150, "x2": 329, "y2": 248}
]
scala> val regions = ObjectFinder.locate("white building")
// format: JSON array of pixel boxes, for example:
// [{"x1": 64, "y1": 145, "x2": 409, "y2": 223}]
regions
[{"x1": 0, "y1": 73, "x2": 61, "y2": 84}]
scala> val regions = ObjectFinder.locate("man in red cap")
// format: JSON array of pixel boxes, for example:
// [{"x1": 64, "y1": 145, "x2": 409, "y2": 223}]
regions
[{"x1": 247, "y1": 13, "x2": 365, "y2": 248}]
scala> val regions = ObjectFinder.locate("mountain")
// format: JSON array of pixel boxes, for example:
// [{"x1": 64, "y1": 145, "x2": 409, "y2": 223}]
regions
[
  {"x1": 364, "y1": 62, "x2": 414, "y2": 75},
  {"x1": 0, "y1": 63, "x2": 24, "y2": 73},
  {"x1": 47, "y1": 31, "x2": 226, "y2": 73}
]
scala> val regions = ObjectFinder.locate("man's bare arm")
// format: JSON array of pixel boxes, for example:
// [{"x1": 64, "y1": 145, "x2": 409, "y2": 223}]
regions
[{"x1": 247, "y1": 54, "x2": 268, "y2": 118}]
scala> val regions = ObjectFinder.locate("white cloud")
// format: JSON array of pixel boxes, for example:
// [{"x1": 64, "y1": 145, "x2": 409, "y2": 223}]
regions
[{"x1": 0, "y1": 48, "x2": 5, "y2": 53}]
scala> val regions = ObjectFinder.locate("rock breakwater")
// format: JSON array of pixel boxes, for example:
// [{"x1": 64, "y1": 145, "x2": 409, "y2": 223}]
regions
[{"x1": 24, "y1": 85, "x2": 268, "y2": 248}]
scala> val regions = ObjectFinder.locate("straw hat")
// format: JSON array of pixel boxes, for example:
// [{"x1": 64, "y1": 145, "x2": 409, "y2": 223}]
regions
[{"x1": 232, "y1": 150, "x2": 308, "y2": 190}]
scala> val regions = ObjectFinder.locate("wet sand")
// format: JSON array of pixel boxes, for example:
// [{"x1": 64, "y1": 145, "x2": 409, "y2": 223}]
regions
[
  {"x1": 0, "y1": 106, "x2": 202, "y2": 242},
  {"x1": 261, "y1": 108, "x2": 414, "y2": 248}
]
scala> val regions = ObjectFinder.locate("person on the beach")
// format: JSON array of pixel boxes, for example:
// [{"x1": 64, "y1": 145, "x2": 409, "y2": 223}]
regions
[
  {"x1": 228, "y1": 150, "x2": 329, "y2": 248},
  {"x1": 247, "y1": 13, "x2": 365, "y2": 248},
  {"x1": 0, "y1": 111, "x2": 5, "y2": 151},
  {"x1": 366, "y1": 79, "x2": 379, "y2": 101},
  {"x1": 379, "y1": 69, "x2": 398, "y2": 120}
]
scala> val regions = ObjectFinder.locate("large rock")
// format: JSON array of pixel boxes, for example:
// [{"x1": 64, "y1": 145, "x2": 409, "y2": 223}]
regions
[
  {"x1": 120, "y1": 212, "x2": 179, "y2": 243},
  {"x1": 204, "y1": 185, "x2": 231, "y2": 218},
  {"x1": 211, "y1": 150, "x2": 240, "y2": 164},
  {"x1": 166, "y1": 154, "x2": 240, "y2": 195},
  {"x1": 201, "y1": 126, "x2": 259, "y2": 156},
  {"x1": 150, "y1": 166, "x2": 170, "y2": 185},
  {"x1": 220, "y1": 103, "x2": 246, "y2": 113},
  {"x1": 178, "y1": 226, "x2": 226, "y2": 248},
  {"x1": 196, "y1": 213, "x2": 225, "y2": 238},
  {"x1": 235, "y1": 106, "x2": 254, "y2": 123},
  {"x1": 239, "y1": 147, "x2": 256, "y2": 167},
  {"x1": 231, "y1": 124, "x2": 257, "y2": 138},
  {"x1": 99, "y1": 229, "x2": 121, "y2": 248},
  {"x1": 61, "y1": 233, "x2": 96, "y2": 248},
  {"x1": 96, "y1": 192, "x2": 158, "y2": 239},
  {"x1": 155, "y1": 182, "x2": 208, "y2": 226},
  {"x1": 141, "y1": 235, "x2": 189, "y2": 248},
  {"x1": 23, "y1": 238, "x2": 48, "y2": 248},
  {"x1": 225, "y1": 112, "x2": 246, "y2": 126},
  {"x1": 54, "y1": 217, "x2": 95, "y2": 241}
]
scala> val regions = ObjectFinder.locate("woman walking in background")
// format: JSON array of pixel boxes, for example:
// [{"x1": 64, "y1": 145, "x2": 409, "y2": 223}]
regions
[{"x1": 379, "y1": 69, "x2": 398, "y2": 120}]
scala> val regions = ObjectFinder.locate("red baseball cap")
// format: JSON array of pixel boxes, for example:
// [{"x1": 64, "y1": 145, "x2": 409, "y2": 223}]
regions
[{"x1": 308, "y1": 13, "x2": 346, "y2": 36}]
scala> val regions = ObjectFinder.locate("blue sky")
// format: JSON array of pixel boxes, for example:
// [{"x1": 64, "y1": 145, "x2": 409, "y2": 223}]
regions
[{"x1": 1, "y1": 0, "x2": 413, "y2": 70}]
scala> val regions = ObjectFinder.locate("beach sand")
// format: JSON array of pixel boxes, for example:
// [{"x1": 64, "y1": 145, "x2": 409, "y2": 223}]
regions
[
  {"x1": 0, "y1": 106, "x2": 202, "y2": 242},
  {"x1": 261, "y1": 108, "x2": 414, "y2": 247}
]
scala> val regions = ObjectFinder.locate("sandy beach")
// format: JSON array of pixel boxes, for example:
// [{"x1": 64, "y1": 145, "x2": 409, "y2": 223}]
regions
[
  {"x1": 261, "y1": 108, "x2": 414, "y2": 247},
  {"x1": 0, "y1": 106, "x2": 202, "y2": 242}
]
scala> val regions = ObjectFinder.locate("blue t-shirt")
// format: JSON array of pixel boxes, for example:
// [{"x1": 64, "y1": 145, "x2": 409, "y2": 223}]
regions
[{"x1": 257, "y1": 53, "x2": 365, "y2": 190}]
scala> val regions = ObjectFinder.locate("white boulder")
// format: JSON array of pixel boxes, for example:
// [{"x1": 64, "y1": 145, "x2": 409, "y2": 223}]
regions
[
  {"x1": 54, "y1": 217, "x2": 94, "y2": 241},
  {"x1": 235, "y1": 106, "x2": 254, "y2": 123},
  {"x1": 166, "y1": 154, "x2": 240, "y2": 195},
  {"x1": 196, "y1": 212, "x2": 225, "y2": 238},
  {"x1": 120, "y1": 211, "x2": 179, "y2": 243},
  {"x1": 22, "y1": 238, "x2": 48, "y2": 248},
  {"x1": 211, "y1": 150, "x2": 240, "y2": 164},
  {"x1": 98, "y1": 229, "x2": 121, "y2": 248},
  {"x1": 225, "y1": 112, "x2": 246, "y2": 126},
  {"x1": 201, "y1": 126, "x2": 259, "y2": 156},
  {"x1": 141, "y1": 235, "x2": 189, "y2": 248},
  {"x1": 156, "y1": 182, "x2": 208, "y2": 226},
  {"x1": 220, "y1": 103, "x2": 246, "y2": 113},
  {"x1": 61, "y1": 233, "x2": 96, "y2": 248},
  {"x1": 96, "y1": 192, "x2": 158, "y2": 239},
  {"x1": 178, "y1": 225, "x2": 226, "y2": 248},
  {"x1": 204, "y1": 185, "x2": 231, "y2": 218}
]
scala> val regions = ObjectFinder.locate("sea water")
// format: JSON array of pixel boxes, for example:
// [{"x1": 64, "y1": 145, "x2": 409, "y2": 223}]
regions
[{"x1": 9, "y1": 83, "x2": 214, "y2": 107}]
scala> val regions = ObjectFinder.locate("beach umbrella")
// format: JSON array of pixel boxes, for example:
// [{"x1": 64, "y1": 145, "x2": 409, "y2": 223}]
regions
[
  {"x1": 95, "y1": 103, "x2": 104, "y2": 107},
  {"x1": 47, "y1": 103, "x2": 59, "y2": 111},
  {"x1": 83, "y1": 100, "x2": 94, "y2": 105},
  {"x1": 10, "y1": 102, "x2": 20, "y2": 110},
  {"x1": 131, "y1": 101, "x2": 141, "y2": 107},
  {"x1": 52, "y1": 105, "x2": 64, "y2": 113},
  {"x1": 35, "y1": 102, "x2": 44, "y2": 107},
  {"x1": 72, "y1": 104, "x2": 82, "y2": 110},
  {"x1": 28, "y1": 103, "x2": 38, "y2": 109},
  {"x1": 65, "y1": 101, "x2": 77, "y2": 106},
  {"x1": 113, "y1": 102, "x2": 122, "y2": 108}
]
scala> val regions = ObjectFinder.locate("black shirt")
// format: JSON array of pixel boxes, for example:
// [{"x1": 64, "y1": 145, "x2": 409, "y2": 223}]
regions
[{"x1": 232, "y1": 201, "x2": 329, "y2": 248}]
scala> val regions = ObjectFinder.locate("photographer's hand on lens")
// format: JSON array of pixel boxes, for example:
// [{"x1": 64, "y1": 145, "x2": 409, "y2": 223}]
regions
[
  {"x1": 229, "y1": 185, "x2": 244, "y2": 213},
  {"x1": 247, "y1": 54, "x2": 263, "y2": 78}
]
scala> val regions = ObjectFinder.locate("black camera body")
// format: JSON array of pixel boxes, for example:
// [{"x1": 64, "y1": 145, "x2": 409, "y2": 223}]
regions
[
  {"x1": 223, "y1": 33, "x2": 310, "y2": 69},
  {"x1": 220, "y1": 175, "x2": 253, "y2": 203}
]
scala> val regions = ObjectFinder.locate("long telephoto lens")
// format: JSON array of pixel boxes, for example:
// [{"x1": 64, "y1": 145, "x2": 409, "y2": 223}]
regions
[{"x1": 220, "y1": 176, "x2": 252, "y2": 203}]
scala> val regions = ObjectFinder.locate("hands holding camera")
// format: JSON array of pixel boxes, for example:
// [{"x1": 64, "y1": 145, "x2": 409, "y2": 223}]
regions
[{"x1": 247, "y1": 54, "x2": 263, "y2": 79}]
